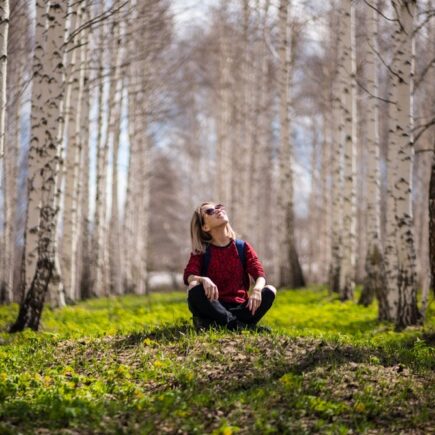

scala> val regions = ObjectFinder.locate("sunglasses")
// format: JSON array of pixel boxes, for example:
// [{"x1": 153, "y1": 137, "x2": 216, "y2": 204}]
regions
[
  {"x1": 204, "y1": 204, "x2": 225, "y2": 216},
  {"x1": 203, "y1": 204, "x2": 225, "y2": 216}
]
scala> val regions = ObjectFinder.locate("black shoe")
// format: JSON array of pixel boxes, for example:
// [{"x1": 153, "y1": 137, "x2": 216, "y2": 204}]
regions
[
  {"x1": 246, "y1": 324, "x2": 272, "y2": 333},
  {"x1": 192, "y1": 316, "x2": 217, "y2": 331},
  {"x1": 227, "y1": 320, "x2": 271, "y2": 333}
]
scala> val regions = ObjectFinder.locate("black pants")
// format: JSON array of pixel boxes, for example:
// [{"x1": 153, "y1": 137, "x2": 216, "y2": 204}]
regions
[{"x1": 187, "y1": 284, "x2": 275, "y2": 326}]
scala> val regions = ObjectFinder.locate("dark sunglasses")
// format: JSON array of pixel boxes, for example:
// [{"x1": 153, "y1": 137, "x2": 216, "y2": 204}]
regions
[{"x1": 203, "y1": 204, "x2": 225, "y2": 216}]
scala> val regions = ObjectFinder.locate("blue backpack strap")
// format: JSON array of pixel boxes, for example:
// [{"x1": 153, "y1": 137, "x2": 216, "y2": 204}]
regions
[
  {"x1": 201, "y1": 243, "x2": 212, "y2": 276},
  {"x1": 235, "y1": 239, "x2": 246, "y2": 269},
  {"x1": 235, "y1": 239, "x2": 249, "y2": 289}
]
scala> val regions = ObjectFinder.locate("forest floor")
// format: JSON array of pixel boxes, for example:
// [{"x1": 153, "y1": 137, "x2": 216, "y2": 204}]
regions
[{"x1": 0, "y1": 287, "x2": 434, "y2": 434}]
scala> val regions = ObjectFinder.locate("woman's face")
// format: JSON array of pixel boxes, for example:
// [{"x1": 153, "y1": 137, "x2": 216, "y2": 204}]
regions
[{"x1": 200, "y1": 203, "x2": 229, "y2": 231}]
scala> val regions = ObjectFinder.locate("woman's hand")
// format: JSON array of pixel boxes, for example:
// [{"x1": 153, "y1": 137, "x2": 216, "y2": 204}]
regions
[
  {"x1": 247, "y1": 289, "x2": 262, "y2": 315},
  {"x1": 201, "y1": 277, "x2": 219, "y2": 301}
]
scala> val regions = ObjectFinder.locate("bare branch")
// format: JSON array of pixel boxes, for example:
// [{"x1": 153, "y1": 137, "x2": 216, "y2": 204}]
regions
[
  {"x1": 363, "y1": 0, "x2": 398, "y2": 22},
  {"x1": 413, "y1": 117, "x2": 435, "y2": 145},
  {"x1": 355, "y1": 78, "x2": 394, "y2": 104},
  {"x1": 414, "y1": 57, "x2": 435, "y2": 91},
  {"x1": 65, "y1": 0, "x2": 129, "y2": 45},
  {"x1": 413, "y1": 11, "x2": 435, "y2": 36}
]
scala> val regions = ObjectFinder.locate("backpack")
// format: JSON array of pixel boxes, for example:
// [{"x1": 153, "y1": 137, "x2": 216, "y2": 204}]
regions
[{"x1": 201, "y1": 239, "x2": 250, "y2": 289}]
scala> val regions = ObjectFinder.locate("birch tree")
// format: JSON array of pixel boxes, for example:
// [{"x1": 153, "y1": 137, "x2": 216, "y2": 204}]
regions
[
  {"x1": 215, "y1": 3, "x2": 232, "y2": 209},
  {"x1": 328, "y1": 5, "x2": 343, "y2": 293},
  {"x1": 0, "y1": 0, "x2": 8, "y2": 161},
  {"x1": 20, "y1": 0, "x2": 47, "y2": 300},
  {"x1": 62, "y1": 1, "x2": 83, "y2": 301},
  {"x1": 384, "y1": 0, "x2": 420, "y2": 327},
  {"x1": 359, "y1": 6, "x2": 385, "y2": 307},
  {"x1": 338, "y1": 0, "x2": 357, "y2": 301},
  {"x1": 10, "y1": 2, "x2": 66, "y2": 331},
  {"x1": 93, "y1": 1, "x2": 110, "y2": 297},
  {"x1": 430, "y1": 154, "x2": 435, "y2": 300},
  {"x1": 0, "y1": 0, "x2": 16, "y2": 303},
  {"x1": 109, "y1": 12, "x2": 124, "y2": 296},
  {"x1": 277, "y1": 0, "x2": 305, "y2": 289}
]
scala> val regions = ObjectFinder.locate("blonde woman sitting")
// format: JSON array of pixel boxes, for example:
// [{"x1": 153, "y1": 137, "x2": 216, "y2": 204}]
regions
[{"x1": 183, "y1": 202, "x2": 276, "y2": 332}]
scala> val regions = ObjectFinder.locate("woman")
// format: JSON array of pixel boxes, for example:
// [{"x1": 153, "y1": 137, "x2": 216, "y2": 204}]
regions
[{"x1": 183, "y1": 201, "x2": 276, "y2": 332}]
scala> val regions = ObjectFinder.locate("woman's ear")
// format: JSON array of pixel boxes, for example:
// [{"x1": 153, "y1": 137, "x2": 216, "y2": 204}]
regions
[{"x1": 202, "y1": 224, "x2": 209, "y2": 232}]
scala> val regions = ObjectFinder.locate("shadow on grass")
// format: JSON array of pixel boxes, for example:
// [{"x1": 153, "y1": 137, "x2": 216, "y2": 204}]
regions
[
  {"x1": 214, "y1": 343, "x2": 374, "y2": 396},
  {"x1": 116, "y1": 321, "x2": 195, "y2": 347},
  {"x1": 292, "y1": 342, "x2": 371, "y2": 373},
  {"x1": 422, "y1": 331, "x2": 435, "y2": 346}
]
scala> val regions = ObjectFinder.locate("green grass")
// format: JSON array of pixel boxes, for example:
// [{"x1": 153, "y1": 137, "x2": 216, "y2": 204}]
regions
[{"x1": 0, "y1": 287, "x2": 433, "y2": 434}]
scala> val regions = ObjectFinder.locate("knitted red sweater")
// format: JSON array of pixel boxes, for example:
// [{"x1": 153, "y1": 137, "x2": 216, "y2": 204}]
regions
[{"x1": 183, "y1": 240, "x2": 266, "y2": 303}]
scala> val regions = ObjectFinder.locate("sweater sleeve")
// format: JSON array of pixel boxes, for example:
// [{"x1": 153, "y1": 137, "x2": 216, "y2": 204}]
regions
[
  {"x1": 183, "y1": 253, "x2": 203, "y2": 285},
  {"x1": 244, "y1": 241, "x2": 266, "y2": 280}
]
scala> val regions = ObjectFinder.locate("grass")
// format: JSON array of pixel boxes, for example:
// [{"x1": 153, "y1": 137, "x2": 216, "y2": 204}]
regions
[{"x1": 0, "y1": 287, "x2": 433, "y2": 434}]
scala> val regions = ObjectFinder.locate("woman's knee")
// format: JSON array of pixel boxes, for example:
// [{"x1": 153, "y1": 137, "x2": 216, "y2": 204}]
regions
[
  {"x1": 263, "y1": 285, "x2": 277, "y2": 296},
  {"x1": 188, "y1": 280, "x2": 201, "y2": 290},
  {"x1": 187, "y1": 282, "x2": 205, "y2": 301}
]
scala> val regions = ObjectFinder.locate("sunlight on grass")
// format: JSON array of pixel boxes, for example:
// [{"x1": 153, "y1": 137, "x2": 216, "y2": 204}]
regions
[{"x1": 0, "y1": 287, "x2": 433, "y2": 434}]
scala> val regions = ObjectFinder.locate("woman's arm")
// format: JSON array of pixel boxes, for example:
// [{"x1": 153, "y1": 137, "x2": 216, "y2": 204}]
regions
[
  {"x1": 252, "y1": 276, "x2": 266, "y2": 293},
  {"x1": 187, "y1": 274, "x2": 204, "y2": 285},
  {"x1": 183, "y1": 253, "x2": 202, "y2": 285}
]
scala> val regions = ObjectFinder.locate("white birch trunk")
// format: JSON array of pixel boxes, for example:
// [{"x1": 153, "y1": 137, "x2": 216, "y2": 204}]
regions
[
  {"x1": 328, "y1": 5, "x2": 343, "y2": 293},
  {"x1": 62, "y1": 3, "x2": 82, "y2": 301},
  {"x1": 123, "y1": 72, "x2": 137, "y2": 293},
  {"x1": 420, "y1": 0, "x2": 435, "y2": 318},
  {"x1": 93, "y1": 2, "x2": 110, "y2": 297},
  {"x1": 384, "y1": 0, "x2": 420, "y2": 327},
  {"x1": 123, "y1": 0, "x2": 151, "y2": 295},
  {"x1": 392, "y1": 0, "x2": 420, "y2": 327},
  {"x1": 338, "y1": 0, "x2": 357, "y2": 301},
  {"x1": 359, "y1": 6, "x2": 385, "y2": 307},
  {"x1": 1, "y1": 0, "x2": 15, "y2": 303},
  {"x1": 216, "y1": 6, "x2": 232, "y2": 209},
  {"x1": 109, "y1": 85, "x2": 123, "y2": 295},
  {"x1": 22, "y1": 0, "x2": 48, "y2": 297},
  {"x1": 277, "y1": 0, "x2": 304, "y2": 289},
  {"x1": 78, "y1": 1, "x2": 92, "y2": 299},
  {"x1": 0, "y1": 0, "x2": 8, "y2": 160},
  {"x1": 319, "y1": 114, "x2": 332, "y2": 282},
  {"x1": 243, "y1": 1, "x2": 253, "y2": 239},
  {"x1": 11, "y1": 1, "x2": 66, "y2": 331}
]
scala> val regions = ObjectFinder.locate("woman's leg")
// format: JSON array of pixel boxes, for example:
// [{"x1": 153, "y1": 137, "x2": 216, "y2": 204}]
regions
[
  {"x1": 233, "y1": 285, "x2": 276, "y2": 324},
  {"x1": 187, "y1": 283, "x2": 238, "y2": 326}
]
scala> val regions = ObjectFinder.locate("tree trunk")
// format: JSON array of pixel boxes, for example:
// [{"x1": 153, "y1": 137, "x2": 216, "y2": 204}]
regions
[
  {"x1": 21, "y1": 0, "x2": 48, "y2": 299},
  {"x1": 384, "y1": 0, "x2": 420, "y2": 328},
  {"x1": 62, "y1": 2, "x2": 81, "y2": 302},
  {"x1": 1, "y1": 0, "x2": 17, "y2": 304},
  {"x1": 359, "y1": 6, "x2": 385, "y2": 307},
  {"x1": 338, "y1": 0, "x2": 357, "y2": 301},
  {"x1": 109, "y1": 67, "x2": 124, "y2": 296},
  {"x1": 328, "y1": 5, "x2": 343, "y2": 294},
  {"x1": 78, "y1": 1, "x2": 92, "y2": 300},
  {"x1": 10, "y1": 2, "x2": 66, "y2": 332},
  {"x1": 216, "y1": 4, "x2": 232, "y2": 208},
  {"x1": 0, "y1": 0, "x2": 8, "y2": 161},
  {"x1": 277, "y1": 0, "x2": 305, "y2": 289},
  {"x1": 93, "y1": 4, "x2": 109, "y2": 297},
  {"x1": 429, "y1": 155, "x2": 435, "y2": 300}
]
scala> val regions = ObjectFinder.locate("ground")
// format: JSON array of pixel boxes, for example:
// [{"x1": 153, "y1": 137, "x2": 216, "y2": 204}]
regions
[{"x1": 0, "y1": 287, "x2": 433, "y2": 434}]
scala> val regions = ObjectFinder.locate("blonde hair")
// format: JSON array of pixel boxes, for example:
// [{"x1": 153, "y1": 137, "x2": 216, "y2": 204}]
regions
[{"x1": 190, "y1": 202, "x2": 238, "y2": 254}]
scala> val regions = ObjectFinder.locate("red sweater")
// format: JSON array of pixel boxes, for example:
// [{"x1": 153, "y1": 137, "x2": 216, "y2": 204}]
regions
[{"x1": 183, "y1": 240, "x2": 266, "y2": 303}]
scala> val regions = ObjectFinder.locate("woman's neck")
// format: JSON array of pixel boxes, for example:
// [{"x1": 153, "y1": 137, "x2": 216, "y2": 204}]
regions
[{"x1": 210, "y1": 227, "x2": 230, "y2": 246}]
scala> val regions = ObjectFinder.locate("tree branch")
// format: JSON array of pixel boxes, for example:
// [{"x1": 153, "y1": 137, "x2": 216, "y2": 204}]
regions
[
  {"x1": 355, "y1": 78, "x2": 394, "y2": 104},
  {"x1": 413, "y1": 117, "x2": 435, "y2": 145},
  {"x1": 363, "y1": 0, "x2": 398, "y2": 22}
]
